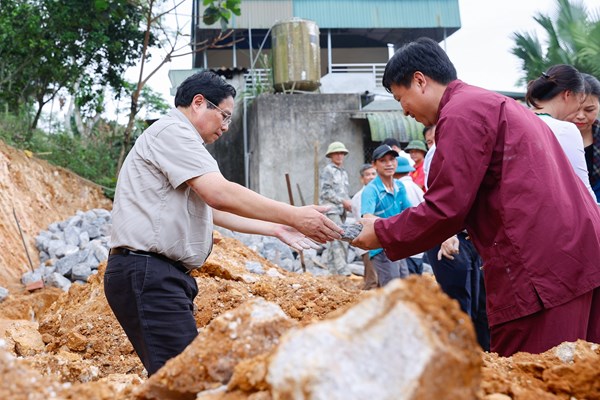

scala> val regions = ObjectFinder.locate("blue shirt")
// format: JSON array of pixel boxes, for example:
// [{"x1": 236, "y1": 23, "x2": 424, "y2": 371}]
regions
[{"x1": 361, "y1": 175, "x2": 411, "y2": 258}]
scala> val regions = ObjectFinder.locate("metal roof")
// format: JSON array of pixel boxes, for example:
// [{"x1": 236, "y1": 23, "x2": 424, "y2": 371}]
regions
[
  {"x1": 193, "y1": 0, "x2": 460, "y2": 49},
  {"x1": 293, "y1": 0, "x2": 460, "y2": 29}
]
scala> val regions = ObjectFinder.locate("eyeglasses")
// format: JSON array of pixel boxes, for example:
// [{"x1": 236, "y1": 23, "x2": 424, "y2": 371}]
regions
[{"x1": 205, "y1": 98, "x2": 232, "y2": 126}]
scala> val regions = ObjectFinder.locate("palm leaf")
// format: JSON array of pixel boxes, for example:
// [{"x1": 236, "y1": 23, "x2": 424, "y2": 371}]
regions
[{"x1": 511, "y1": 0, "x2": 600, "y2": 87}]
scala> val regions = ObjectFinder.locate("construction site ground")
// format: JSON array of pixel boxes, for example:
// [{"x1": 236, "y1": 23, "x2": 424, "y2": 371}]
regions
[{"x1": 0, "y1": 139, "x2": 598, "y2": 399}]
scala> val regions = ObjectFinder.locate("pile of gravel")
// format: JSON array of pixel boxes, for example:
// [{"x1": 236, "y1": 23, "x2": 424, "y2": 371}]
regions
[
  {"x1": 215, "y1": 227, "x2": 364, "y2": 276},
  {"x1": 22, "y1": 209, "x2": 112, "y2": 292}
]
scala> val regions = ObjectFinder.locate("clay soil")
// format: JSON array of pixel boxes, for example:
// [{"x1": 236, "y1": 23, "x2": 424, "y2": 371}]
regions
[{"x1": 0, "y1": 139, "x2": 599, "y2": 399}]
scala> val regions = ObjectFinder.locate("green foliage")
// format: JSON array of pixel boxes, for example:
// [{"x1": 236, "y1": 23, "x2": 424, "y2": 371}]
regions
[
  {"x1": 0, "y1": 113, "x2": 120, "y2": 198},
  {"x1": 511, "y1": 0, "x2": 600, "y2": 85},
  {"x1": 0, "y1": 0, "x2": 149, "y2": 130},
  {"x1": 203, "y1": 0, "x2": 241, "y2": 28}
]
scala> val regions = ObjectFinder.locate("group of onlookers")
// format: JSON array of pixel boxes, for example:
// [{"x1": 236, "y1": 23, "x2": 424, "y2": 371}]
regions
[{"x1": 320, "y1": 38, "x2": 600, "y2": 356}]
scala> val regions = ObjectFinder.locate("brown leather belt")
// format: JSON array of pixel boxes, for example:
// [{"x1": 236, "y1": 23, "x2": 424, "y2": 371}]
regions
[{"x1": 109, "y1": 247, "x2": 191, "y2": 275}]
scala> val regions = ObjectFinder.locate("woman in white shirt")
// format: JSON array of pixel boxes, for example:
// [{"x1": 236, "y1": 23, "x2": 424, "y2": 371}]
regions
[{"x1": 525, "y1": 64, "x2": 595, "y2": 200}]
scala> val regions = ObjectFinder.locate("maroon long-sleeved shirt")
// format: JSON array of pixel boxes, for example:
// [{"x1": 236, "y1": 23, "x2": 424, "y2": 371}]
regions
[{"x1": 376, "y1": 80, "x2": 600, "y2": 326}]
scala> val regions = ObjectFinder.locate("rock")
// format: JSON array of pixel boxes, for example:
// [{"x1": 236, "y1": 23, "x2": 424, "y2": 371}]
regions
[
  {"x1": 55, "y1": 244, "x2": 79, "y2": 258},
  {"x1": 64, "y1": 225, "x2": 81, "y2": 247},
  {"x1": 66, "y1": 331, "x2": 88, "y2": 352},
  {"x1": 134, "y1": 298, "x2": 297, "y2": 399},
  {"x1": 483, "y1": 394, "x2": 512, "y2": 400},
  {"x1": 261, "y1": 239, "x2": 295, "y2": 266},
  {"x1": 89, "y1": 239, "x2": 108, "y2": 263},
  {"x1": 0, "y1": 287, "x2": 7, "y2": 302},
  {"x1": 21, "y1": 270, "x2": 42, "y2": 286},
  {"x1": 54, "y1": 251, "x2": 80, "y2": 276},
  {"x1": 71, "y1": 264, "x2": 93, "y2": 282},
  {"x1": 245, "y1": 261, "x2": 265, "y2": 275},
  {"x1": 66, "y1": 214, "x2": 83, "y2": 228},
  {"x1": 0, "y1": 320, "x2": 46, "y2": 356},
  {"x1": 78, "y1": 230, "x2": 90, "y2": 249},
  {"x1": 81, "y1": 221, "x2": 101, "y2": 239},
  {"x1": 266, "y1": 277, "x2": 482, "y2": 400},
  {"x1": 46, "y1": 239, "x2": 64, "y2": 259},
  {"x1": 44, "y1": 272, "x2": 72, "y2": 292},
  {"x1": 347, "y1": 262, "x2": 364, "y2": 276},
  {"x1": 265, "y1": 268, "x2": 284, "y2": 278}
]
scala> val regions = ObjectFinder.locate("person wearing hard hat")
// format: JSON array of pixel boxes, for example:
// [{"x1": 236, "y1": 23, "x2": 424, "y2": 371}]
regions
[{"x1": 319, "y1": 141, "x2": 353, "y2": 275}]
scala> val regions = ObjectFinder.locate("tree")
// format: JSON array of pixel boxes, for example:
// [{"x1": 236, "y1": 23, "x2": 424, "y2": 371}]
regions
[
  {"x1": 511, "y1": 0, "x2": 600, "y2": 86},
  {"x1": 0, "y1": 0, "x2": 148, "y2": 135},
  {"x1": 116, "y1": 0, "x2": 241, "y2": 173}
]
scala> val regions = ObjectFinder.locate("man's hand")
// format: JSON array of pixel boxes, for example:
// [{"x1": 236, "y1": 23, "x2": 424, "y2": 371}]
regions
[
  {"x1": 292, "y1": 205, "x2": 343, "y2": 244},
  {"x1": 350, "y1": 217, "x2": 382, "y2": 250},
  {"x1": 437, "y1": 235, "x2": 460, "y2": 260},
  {"x1": 274, "y1": 225, "x2": 321, "y2": 252}
]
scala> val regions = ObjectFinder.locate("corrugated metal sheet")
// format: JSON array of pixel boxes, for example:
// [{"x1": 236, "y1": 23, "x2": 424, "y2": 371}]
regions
[
  {"x1": 367, "y1": 112, "x2": 425, "y2": 142},
  {"x1": 197, "y1": 0, "x2": 459, "y2": 30},
  {"x1": 294, "y1": 0, "x2": 460, "y2": 29}
]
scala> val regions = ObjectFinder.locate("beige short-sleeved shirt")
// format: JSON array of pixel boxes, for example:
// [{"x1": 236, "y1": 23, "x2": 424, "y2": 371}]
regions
[{"x1": 109, "y1": 108, "x2": 219, "y2": 269}]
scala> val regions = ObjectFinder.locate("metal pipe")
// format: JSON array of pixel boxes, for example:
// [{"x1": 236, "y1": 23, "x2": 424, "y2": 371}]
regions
[
  {"x1": 243, "y1": 95, "x2": 250, "y2": 187},
  {"x1": 327, "y1": 29, "x2": 332, "y2": 74}
]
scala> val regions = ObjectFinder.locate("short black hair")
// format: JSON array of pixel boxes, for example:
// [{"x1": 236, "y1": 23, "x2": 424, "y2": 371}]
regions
[
  {"x1": 582, "y1": 73, "x2": 600, "y2": 98},
  {"x1": 382, "y1": 37, "x2": 457, "y2": 91},
  {"x1": 174, "y1": 71, "x2": 237, "y2": 108},
  {"x1": 423, "y1": 125, "x2": 435, "y2": 136},
  {"x1": 525, "y1": 64, "x2": 584, "y2": 109},
  {"x1": 382, "y1": 138, "x2": 401, "y2": 148}
]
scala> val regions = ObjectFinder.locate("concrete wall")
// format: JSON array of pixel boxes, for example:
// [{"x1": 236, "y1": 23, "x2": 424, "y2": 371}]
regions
[{"x1": 245, "y1": 93, "x2": 366, "y2": 204}]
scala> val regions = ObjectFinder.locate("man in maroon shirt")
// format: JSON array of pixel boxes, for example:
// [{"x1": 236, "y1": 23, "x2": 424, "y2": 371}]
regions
[{"x1": 353, "y1": 37, "x2": 600, "y2": 356}]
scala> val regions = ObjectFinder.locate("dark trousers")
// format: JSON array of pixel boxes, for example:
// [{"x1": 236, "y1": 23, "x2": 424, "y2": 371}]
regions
[
  {"x1": 426, "y1": 232, "x2": 490, "y2": 351},
  {"x1": 371, "y1": 251, "x2": 409, "y2": 287},
  {"x1": 406, "y1": 256, "x2": 424, "y2": 275},
  {"x1": 104, "y1": 253, "x2": 198, "y2": 375},
  {"x1": 491, "y1": 286, "x2": 600, "y2": 357}
]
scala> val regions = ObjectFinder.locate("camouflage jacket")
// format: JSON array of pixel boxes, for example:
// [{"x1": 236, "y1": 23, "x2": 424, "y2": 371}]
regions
[{"x1": 319, "y1": 162, "x2": 350, "y2": 215}]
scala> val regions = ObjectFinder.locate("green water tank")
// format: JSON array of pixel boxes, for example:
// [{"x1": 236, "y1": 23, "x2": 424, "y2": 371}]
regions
[{"x1": 271, "y1": 18, "x2": 321, "y2": 92}]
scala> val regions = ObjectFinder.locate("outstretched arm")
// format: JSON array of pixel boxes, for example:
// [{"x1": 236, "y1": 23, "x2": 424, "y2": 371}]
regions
[
  {"x1": 188, "y1": 171, "x2": 342, "y2": 243},
  {"x1": 212, "y1": 209, "x2": 319, "y2": 251}
]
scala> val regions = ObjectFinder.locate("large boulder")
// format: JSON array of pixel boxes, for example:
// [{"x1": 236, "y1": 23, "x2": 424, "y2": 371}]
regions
[
  {"x1": 266, "y1": 277, "x2": 482, "y2": 400},
  {"x1": 134, "y1": 298, "x2": 297, "y2": 399}
]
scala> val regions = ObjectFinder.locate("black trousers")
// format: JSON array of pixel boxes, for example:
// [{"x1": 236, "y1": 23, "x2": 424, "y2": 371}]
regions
[
  {"x1": 425, "y1": 232, "x2": 490, "y2": 351},
  {"x1": 104, "y1": 252, "x2": 198, "y2": 375}
]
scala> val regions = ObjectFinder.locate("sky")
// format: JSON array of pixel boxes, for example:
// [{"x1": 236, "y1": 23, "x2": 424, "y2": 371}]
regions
[{"x1": 129, "y1": 0, "x2": 600, "y2": 112}]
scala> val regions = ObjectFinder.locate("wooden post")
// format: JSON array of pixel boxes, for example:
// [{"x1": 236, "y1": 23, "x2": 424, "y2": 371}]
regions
[
  {"x1": 313, "y1": 141, "x2": 319, "y2": 205},
  {"x1": 296, "y1": 183, "x2": 306, "y2": 206}
]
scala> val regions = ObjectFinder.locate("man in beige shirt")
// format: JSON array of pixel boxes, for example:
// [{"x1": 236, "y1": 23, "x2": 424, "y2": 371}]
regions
[{"x1": 106, "y1": 71, "x2": 341, "y2": 375}]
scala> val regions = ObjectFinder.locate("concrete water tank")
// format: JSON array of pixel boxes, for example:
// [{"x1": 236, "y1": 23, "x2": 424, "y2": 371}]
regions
[{"x1": 271, "y1": 18, "x2": 321, "y2": 92}]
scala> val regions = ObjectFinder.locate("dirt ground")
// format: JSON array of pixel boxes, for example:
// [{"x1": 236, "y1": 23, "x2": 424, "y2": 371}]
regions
[{"x1": 0, "y1": 139, "x2": 599, "y2": 399}]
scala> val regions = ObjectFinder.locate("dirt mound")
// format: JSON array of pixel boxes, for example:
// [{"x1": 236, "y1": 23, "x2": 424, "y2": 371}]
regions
[{"x1": 0, "y1": 140, "x2": 111, "y2": 288}]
